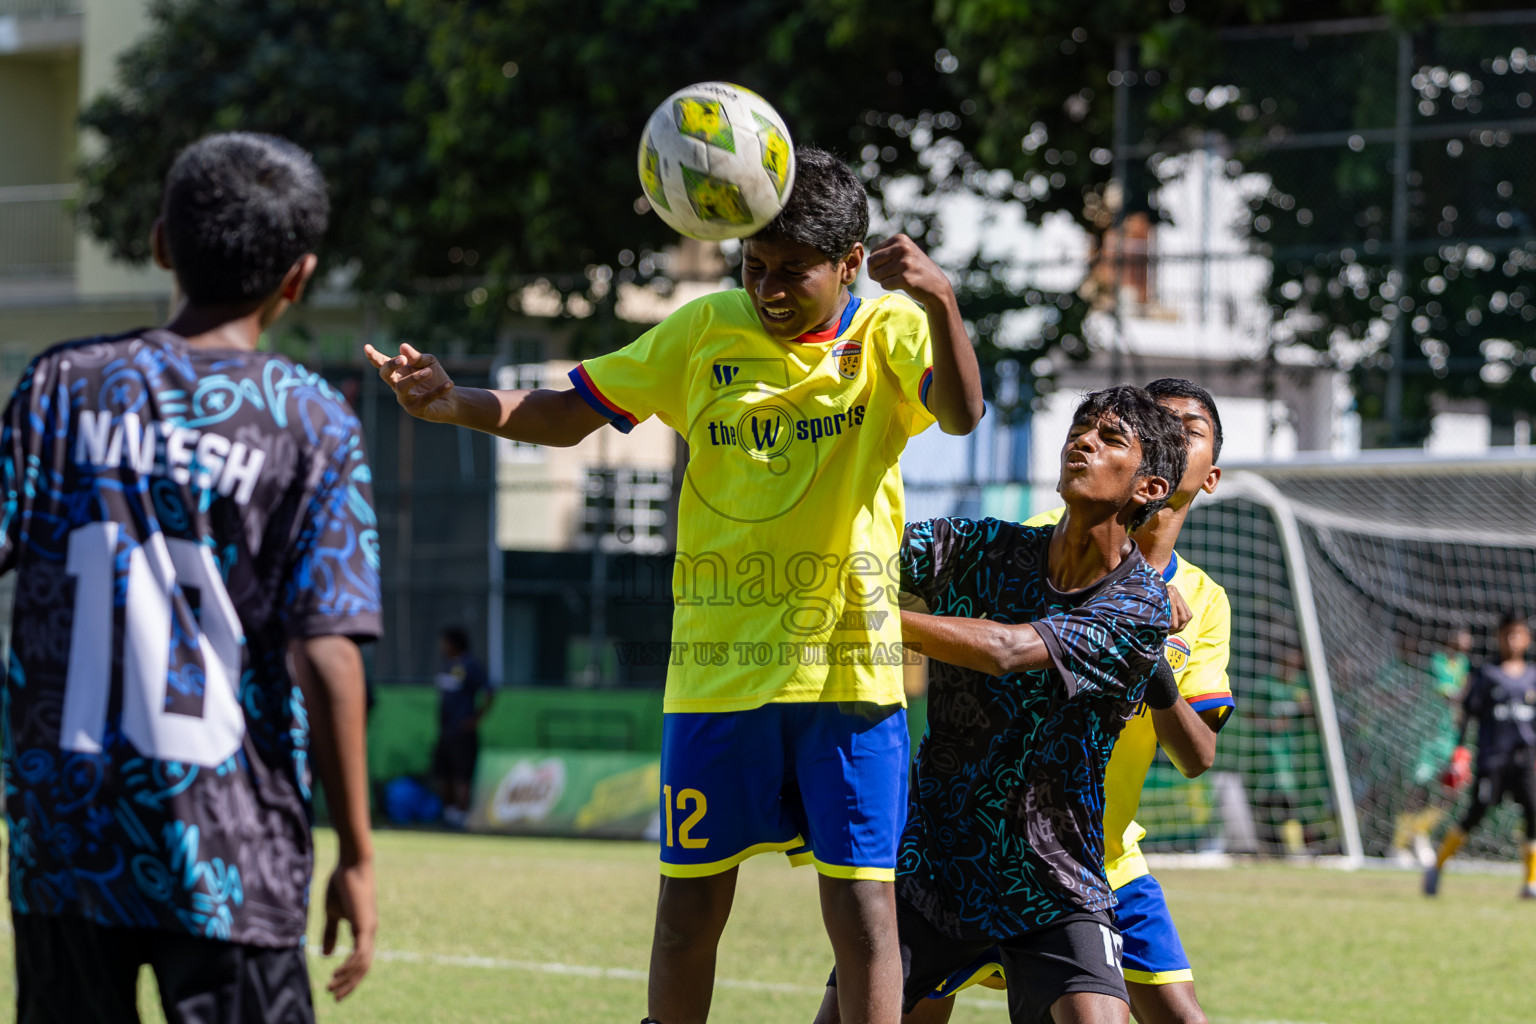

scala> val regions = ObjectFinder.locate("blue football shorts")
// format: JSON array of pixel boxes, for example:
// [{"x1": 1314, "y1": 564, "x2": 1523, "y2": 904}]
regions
[
  {"x1": 657, "y1": 701, "x2": 908, "y2": 880},
  {"x1": 1114, "y1": 873, "x2": 1194, "y2": 984},
  {"x1": 925, "y1": 871, "x2": 1195, "y2": 999}
]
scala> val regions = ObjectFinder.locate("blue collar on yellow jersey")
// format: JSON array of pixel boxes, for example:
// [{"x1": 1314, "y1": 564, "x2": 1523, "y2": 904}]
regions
[{"x1": 794, "y1": 294, "x2": 863, "y2": 343}]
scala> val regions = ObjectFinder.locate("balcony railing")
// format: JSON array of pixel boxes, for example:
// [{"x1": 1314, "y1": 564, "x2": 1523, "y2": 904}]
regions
[
  {"x1": 0, "y1": 184, "x2": 76, "y2": 279},
  {"x1": 0, "y1": 0, "x2": 83, "y2": 18}
]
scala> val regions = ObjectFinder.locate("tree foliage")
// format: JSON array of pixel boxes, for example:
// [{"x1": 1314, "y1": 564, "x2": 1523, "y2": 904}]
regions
[
  {"x1": 913, "y1": 0, "x2": 1535, "y2": 440},
  {"x1": 1207, "y1": 21, "x2": 1536, "y2": 441},
  {"x1": 80, "y1": 0, "x2": 1536, "y2": 437},
  {"x1": 79, "y1": 0, "x2": 446, "y2": 294}
]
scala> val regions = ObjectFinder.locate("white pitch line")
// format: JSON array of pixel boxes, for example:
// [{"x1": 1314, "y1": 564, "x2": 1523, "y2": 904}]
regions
[
  {"x1": 308, "y1": 945, "x2": 819, "y2": 995},
  {"x1": 308, "y1": 947, "x2": 1327, "y2": 1023}
]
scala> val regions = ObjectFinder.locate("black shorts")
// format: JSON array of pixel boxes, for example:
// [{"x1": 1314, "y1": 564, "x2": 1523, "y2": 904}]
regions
[
  {"x1": 1473, "y1": 752, "x2": 1536, "y2": 807},
  {"x1": 14, "y1": 912, "x2": 314, "y2": 1024},
  {"x1": 433, "y1": 727, "x2": 480, "y2": 786},
  {"x1": 833, "y1": 895, "x2": 1127, "y2": 1024}
]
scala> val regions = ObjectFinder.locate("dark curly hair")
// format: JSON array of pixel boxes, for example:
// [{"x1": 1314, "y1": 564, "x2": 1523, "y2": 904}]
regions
[
  {"x1": 1145, "y1": 377, "x2": 1224, "y2": 463},
  {"x1": 162, "y1": 132, "x2": 329, "y2": 306},
  {"x1": 1071, "y1": 385, "x2": 1189, "y2": 530},
  {"x1": 751, "y1": 146, "x2": 868, "y2": 261}
]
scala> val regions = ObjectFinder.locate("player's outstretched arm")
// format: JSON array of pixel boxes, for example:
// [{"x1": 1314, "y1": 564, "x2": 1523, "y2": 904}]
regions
[
  {"x1": 866, "y1": 235, "x2": 985, "y2": 436},
  {"x1": 364, "y1": 342, "x2": 608, "y2": 447},
  {"x1": 901, "y1": 610, "x2": 1053, "y2": 677},
  {"x1": 290, "y1": 635, "x2": 376, "y2": 1001}
]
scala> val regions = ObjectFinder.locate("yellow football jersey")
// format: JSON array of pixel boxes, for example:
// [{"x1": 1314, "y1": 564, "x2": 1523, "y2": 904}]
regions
[
  {"x1": 1024, "y1": 507, "x2": 1234, "y2": 889},
  {"x1": 573, "y1": 289, "x2": 935, "y2": 713}
]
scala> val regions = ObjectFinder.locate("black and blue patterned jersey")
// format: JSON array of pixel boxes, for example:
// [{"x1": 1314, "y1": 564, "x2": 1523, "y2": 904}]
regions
[
  {"x1": 897, "y1": 518, "x2": 1170, "y2": 941},
  {"x1": 0, "y1": 329, "x2": 382, "y2": 948}
]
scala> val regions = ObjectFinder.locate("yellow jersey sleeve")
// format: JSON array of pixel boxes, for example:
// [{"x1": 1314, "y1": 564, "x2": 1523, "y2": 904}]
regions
[
  {"x1": 1024, "y1": 506, "x2": 1065, "y2": 529},
  {"x1": 569, "y1": 300, "x2": 695, "y2": 433},
  {"x1": 874, "y1": 296, "x2": 937, "y2": 436},
  {"x1": 1174, "y1": 572, "x2": 1234, "y2": 720}
]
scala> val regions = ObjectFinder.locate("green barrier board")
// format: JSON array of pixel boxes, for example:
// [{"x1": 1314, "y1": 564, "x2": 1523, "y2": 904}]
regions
[{"x1": 467, "y1": 748, "x2": 661, "y2": 839}]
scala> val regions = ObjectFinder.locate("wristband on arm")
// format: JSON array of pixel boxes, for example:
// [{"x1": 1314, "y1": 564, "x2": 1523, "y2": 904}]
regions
[{"x1": 1144, "y1": 655, "x2": 1181, "y2": 711}]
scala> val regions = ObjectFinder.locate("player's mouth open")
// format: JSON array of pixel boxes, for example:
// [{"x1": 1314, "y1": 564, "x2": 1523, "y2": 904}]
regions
[{"x1": 760, "y1": 306, "x2": 796, "y2": 325}]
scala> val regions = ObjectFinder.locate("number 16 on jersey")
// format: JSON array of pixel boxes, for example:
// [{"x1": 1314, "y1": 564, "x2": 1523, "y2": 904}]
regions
[{"x1": 60, "y1": 522, "x2": 247, "y2": 768}]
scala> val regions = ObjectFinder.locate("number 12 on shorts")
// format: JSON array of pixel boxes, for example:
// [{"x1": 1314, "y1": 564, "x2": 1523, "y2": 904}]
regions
[
  {"x1": 60, "y1": 522, "x2": 246, "y2": 768},
  {"x1": 662, "y1": 785, "x2": 708, "y2": 849}
]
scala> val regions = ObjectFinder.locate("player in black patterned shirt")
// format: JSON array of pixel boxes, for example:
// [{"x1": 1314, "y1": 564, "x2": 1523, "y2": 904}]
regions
[
  {"x1": 1, "y1": 134, "x2": 380, "y2": 1023},
  {"x1": 816, "y1": 386, "x2": 1185, "y2": 1024}
]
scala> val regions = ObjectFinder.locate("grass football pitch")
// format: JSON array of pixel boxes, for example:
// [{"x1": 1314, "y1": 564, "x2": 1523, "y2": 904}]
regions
[{"x1": 0, "y1": 828, "x2": 1529, "y2": 1023}]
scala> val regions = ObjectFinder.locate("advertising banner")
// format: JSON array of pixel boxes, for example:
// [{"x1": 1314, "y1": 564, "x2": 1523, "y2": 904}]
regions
[{"x1": 467, "y1": 748, "x2": 661, "y2": 839}]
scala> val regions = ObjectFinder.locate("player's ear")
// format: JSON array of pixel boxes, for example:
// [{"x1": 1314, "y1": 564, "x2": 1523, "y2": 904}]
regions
[
  {"x1": 280, "y1": 254, "x2": 320, "y2": 304},
  {"x1": 150, "y1": 218, "x2": 173, "y2": 271},
  {"x1": 841, "y1": 242, "x2": 864, "y2": 285},
  {"x1": 1202, "y1": 465, "x2": 1222, "y2": 495},
  {"x1": 1137, "y1": 472, "x2": 1172, "y2": 506}
]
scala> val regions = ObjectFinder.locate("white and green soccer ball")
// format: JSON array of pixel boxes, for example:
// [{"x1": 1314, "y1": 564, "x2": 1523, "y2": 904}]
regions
[{"x1": 637, "y1": 82, "x2": 795, "y2": 242}]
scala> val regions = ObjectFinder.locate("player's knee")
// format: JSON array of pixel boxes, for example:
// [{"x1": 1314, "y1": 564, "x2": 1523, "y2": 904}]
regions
[
  {"x1": 821, "y1": 875, "x2": 893, "y2": 916},
  {"x1": 819, "y1": 876, "x2": 896, "y2": 944},
  {"x1": 652, "y1": 912, "x2": 713, "y2": 954},
  {"x1": 1131, "y1": 983, "x2": 1207, "y2": 1024},
  {"x1": 654, "y1": 877, "x2": 732, "y2": 949}
]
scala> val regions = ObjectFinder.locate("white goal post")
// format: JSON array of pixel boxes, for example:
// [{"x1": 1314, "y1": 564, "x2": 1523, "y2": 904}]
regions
[{"x1": 1186, "y1": 451, "x2": 1536, "y2": 865}]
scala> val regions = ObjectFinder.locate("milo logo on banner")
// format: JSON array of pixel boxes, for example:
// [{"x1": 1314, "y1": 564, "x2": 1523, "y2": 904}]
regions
[
  {"x1": 489, "y1": 758, "x2": 566, "y2": 824},
  {"x1": 470, "y1": 750, "x2": 662, "y2": 838}
]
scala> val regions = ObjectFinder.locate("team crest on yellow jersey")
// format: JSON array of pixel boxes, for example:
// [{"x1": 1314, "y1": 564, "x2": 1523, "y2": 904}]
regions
[
  {"x1": 1164, "y1": 634, "x2": 1191, "y2": 674},
  {"x1": 832, "y1": 340, "x2": 862, "y2": 380}
]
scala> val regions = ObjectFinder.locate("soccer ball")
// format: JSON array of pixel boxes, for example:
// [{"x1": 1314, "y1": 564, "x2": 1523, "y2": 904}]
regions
[{"x1": 637, "y1": 82, "x2": 795, "y2": 242}]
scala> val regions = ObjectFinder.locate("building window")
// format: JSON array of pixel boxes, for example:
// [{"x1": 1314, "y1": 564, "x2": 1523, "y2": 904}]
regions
[
  {"x1": 495, "y1": 363, "x2": 545, "y2": 463},
  {"x1": 582, "y1": 468, "x2": 672, "y2": 553}
]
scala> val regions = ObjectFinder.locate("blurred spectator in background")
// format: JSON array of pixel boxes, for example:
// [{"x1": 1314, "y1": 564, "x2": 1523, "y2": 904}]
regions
[
  {"x1": 1426, "y1": 611, "x2": 1536, "y2": 899},
  {"x1": 1253, "y1": 646, "x2": 1314, "y2": 855},
  {"x1": 1393, "y1": 628, "x2": 1473, "y2": 863},
  {"x1": 433, "y1": 626, "x2": 494, "y2": 828}
]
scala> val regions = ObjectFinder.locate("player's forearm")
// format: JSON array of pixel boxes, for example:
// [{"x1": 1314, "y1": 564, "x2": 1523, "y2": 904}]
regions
[
  {"x1": 918, "y1": 287, "x2": 985, "y2": 436},
  {"x1": 441, "y1": 387, "x2": 605, "y2": 447},
  {"x1": 291, "y1": 636, "x2": 374, "y2": 867},
  {"x1": 1151, "y1": 699, "x2": 1219, "y2": 778},
  {"x1": 900, "y1": 610, "x2": 1052, "y2": 676}
]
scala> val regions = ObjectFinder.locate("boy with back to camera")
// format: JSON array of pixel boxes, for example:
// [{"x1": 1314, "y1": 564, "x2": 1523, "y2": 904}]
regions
[
  {"x1": 1, "y1": 133, "x2": 380, "y2": 1024},
  {"x1": 368, "y1": 146, "x2": 985, "y2": 1024}
]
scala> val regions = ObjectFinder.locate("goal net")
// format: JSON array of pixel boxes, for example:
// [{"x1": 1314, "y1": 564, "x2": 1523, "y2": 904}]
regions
[{"x1": 1135, "y1": 455, "x2": 1536, "y2": 863}]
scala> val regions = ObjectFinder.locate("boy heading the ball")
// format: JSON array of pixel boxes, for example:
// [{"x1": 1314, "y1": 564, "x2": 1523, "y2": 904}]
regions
[
  {"x1": 368, "y1": 147, "x2": 984, "y2": 1024},
  {"x1": 819, "y1": 386, "x2": 1185, "y2": 1024}
]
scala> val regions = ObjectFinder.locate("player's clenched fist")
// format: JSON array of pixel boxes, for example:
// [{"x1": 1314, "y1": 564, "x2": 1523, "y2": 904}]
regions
[
  {"x1": 364, "y1": 342, "x2": 457, "y2": 422},
  {"x1": 866, "y1": 233, "x2": 956, "y2": 308}
]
